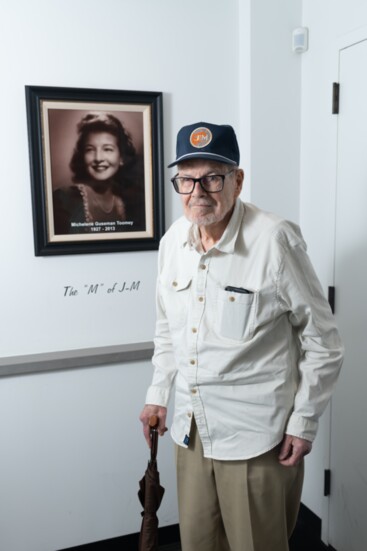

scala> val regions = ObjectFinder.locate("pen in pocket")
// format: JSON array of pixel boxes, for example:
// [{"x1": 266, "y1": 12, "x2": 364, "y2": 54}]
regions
[{"x1": 224, "y1": 286, "x2": 252, "y2": 294}]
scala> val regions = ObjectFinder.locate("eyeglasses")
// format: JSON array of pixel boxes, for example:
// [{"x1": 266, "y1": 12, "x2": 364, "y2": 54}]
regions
[{"x1": 171, "y1": 170, "x2": 235, "y2": 194}]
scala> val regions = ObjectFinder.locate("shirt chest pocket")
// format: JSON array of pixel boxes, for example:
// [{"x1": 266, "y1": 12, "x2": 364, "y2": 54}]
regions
[
  {"x1": 160, "y1": 276, "x2": 192, "y2": 331},
  {"x1": 216, "y1": 288, "x2": 257, "y2": 341}
]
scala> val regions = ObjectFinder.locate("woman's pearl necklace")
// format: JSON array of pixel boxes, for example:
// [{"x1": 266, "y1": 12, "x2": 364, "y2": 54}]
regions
[{"x1": 76, "y1": 184, "x2": 126, "y2": 222}]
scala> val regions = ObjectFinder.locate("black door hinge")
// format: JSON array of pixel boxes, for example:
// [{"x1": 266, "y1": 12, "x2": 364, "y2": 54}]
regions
[
  {"x1": 328, "y1": 286, "x2": 335, "y2": 314},
  {"x1": 324, "y1": 469, "x2": 331, "y2": 496},
  {"x1": 332, "y1": 82, "x2": 340, "y2": 114}
]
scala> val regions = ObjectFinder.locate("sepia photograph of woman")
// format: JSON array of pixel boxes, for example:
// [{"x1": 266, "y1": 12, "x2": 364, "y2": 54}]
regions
[{"x1": 51, "y1": 110, "x2": 146, "y2": 235}]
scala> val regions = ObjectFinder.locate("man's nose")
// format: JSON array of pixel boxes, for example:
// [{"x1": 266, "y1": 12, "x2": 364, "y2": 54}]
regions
[{"x1": 190, "y1": 179, "x2": 207, "y2": 196}]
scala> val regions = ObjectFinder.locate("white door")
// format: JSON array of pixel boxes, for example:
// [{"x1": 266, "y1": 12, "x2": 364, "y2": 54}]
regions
[{"x1": 329, "y1": 39, "x2": 367, "y2": 551}]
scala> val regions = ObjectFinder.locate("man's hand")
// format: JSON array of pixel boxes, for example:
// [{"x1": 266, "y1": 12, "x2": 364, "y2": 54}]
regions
[
  {"x1": 139, "y1": 404, "x2": 168, "y2": 447},
  {"x1": 278, "y1": 434, "x2": 312, "y2": 466}
]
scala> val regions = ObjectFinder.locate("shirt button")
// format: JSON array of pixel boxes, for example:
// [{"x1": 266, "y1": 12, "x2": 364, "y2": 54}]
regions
[
  {"x1": 229, "y1": 296, "x2": 235, "y2": 302},
  {"x1": 172, "y1": 281, "x2": 178, "y2": 287},
  {"x1": 190, "y1": 359, "x2": 196, "y2": 365},
  {"x1": 187, "y1": 412, "x2": 192, "y2": 418},
  {"x1": 198, "y1": 296, "x2": 204, "y2": 302},
  {"x1": 191, "y1": 388, "x2": 197, "y2": 394},
  {"x1": 192, "y1": 328, "x2": 197, "y2": 333},
  {"x1": 200, "y1": 264, "x2": 206, "y2": 270}
]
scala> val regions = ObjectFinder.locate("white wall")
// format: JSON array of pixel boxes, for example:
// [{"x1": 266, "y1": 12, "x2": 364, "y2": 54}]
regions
[
  {"x1": 0, "y1": 360, "x2": 166, "y2": 550},
  {"x1": 248, "y1": 0, "x2": 303, "y2": 222},
  {"x1": 0, "y1": 0, "x2": 331, "y2": 549},
  {"x1": 244, "y1": 0, "x2": 332, "y2": 524},
  {"x1": 300, "y1": 0, "x2": 367, "y2": 527},
  {"x1": 0, "y1": 0, "x2": 240, "y2": 357},
  {"x1": 301, "y1": 0, "x2": 367, "y2": 282},
  {"x1": 0, "y1": 1, "x2": 240, "y2": 550}
]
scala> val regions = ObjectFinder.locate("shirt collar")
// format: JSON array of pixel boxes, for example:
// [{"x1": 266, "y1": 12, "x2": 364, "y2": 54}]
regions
[{"x1": 215, "y1": 198, "x2": 244, "y2": 253}]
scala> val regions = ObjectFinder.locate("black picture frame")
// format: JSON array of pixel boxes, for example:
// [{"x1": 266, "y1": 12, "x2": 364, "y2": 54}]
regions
[{"x1": 25, "y1": 85, "x2": 165, "y2": 256}]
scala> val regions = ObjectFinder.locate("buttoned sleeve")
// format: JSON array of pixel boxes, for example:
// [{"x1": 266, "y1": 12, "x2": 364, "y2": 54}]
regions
[
  {"x1": 276, "y1": 224, "x2": 344, "y2": 441},
  {"x1": 145, "y1": 237, "x2": 178, "y2": 407}
]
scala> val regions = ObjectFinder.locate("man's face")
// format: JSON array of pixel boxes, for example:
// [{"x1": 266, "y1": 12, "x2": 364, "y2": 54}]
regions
[{"x1": 176, "y1": 160, "x2": 243, "y2": 227}]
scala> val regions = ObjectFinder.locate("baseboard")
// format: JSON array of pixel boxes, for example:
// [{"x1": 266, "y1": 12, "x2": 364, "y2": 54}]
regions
[
  {"x1": 58, "y1": 523, "x2": 180, "y2": 550},
  {"x1": 289, "y1": 503, "x2": 330, "y2": 551},
  {"x1": 297, "y1": 502, "x2": 322, "y2": 537},
  {"x1": 60, "y1": 502, "x2": 335, "y2": 551}
]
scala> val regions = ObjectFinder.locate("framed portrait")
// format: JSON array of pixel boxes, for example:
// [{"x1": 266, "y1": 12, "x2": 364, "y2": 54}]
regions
[{"x1": 25, "y1": 85, "x2": 165, "y2": 255}]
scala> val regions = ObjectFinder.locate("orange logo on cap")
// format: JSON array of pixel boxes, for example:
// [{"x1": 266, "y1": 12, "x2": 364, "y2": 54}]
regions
[{"x1": 190, "y1": 127, "x2": 213, "y2": 149}]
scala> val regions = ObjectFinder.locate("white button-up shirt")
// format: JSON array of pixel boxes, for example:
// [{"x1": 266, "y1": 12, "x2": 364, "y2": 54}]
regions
[{"x1": 145, "y1": 200, "x2": 343, "y2": 460}]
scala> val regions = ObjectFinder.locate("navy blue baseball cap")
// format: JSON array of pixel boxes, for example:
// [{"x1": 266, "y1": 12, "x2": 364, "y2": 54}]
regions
[{"x1": 168, "y1": 122, "x2": 240, "y2": 168}]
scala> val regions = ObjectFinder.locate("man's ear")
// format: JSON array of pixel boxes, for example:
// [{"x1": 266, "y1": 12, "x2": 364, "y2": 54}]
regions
[{"x1": 234, "y1": 169, "x2": 244, "y2": 197}]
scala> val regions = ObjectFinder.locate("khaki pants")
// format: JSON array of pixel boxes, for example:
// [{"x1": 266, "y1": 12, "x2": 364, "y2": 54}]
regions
[{"x1": 175, "y1": 419, "x2": 303, "y2": 551}]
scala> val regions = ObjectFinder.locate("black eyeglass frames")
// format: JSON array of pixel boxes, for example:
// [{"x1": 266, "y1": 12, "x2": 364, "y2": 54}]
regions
[{"x1": 171, "y1": 169, "x2": 235, "y2": 194}]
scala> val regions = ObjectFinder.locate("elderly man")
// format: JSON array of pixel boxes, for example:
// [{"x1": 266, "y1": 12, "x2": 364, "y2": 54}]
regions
[{"x1": 140, "y1": 122, "x2": 343, "y2": 551}]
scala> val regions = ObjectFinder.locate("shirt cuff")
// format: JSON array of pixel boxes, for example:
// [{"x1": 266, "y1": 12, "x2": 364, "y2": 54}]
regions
[
  {"x1": 285, "y1": 413, "x2": 318, "y2": 442},
  {"x1": 145, "y1": 385, "x2": 171, "y2": 408}
]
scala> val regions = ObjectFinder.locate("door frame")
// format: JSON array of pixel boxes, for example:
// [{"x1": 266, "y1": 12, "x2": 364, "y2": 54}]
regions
[{"x1": 322, "y1": 24, "x2": 367, "y2": 545}]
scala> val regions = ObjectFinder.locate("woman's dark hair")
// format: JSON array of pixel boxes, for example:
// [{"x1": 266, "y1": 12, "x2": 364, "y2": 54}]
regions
[{"x1": 69, "y1": 112, "x2": 137, "y2": 184}]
